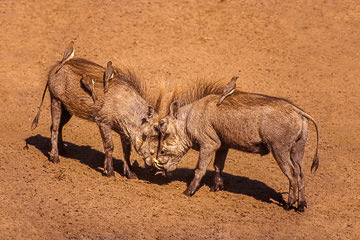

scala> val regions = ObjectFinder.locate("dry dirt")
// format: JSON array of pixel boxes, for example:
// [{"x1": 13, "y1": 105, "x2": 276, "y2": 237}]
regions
[{"x1": 0, "y1": 0, "x2": 359, "y2": 239}]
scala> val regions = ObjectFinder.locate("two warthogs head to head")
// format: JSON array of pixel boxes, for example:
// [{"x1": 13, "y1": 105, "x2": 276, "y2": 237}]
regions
[{"x1": 143, "y1": 101, "x2": 188, "y2": 175}]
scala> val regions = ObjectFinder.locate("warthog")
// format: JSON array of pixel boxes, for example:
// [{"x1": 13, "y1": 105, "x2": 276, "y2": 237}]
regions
[
  {"x1": 153, "y1": 84, "x2": 319, "y2": 212},
  {"x1": 32, "y1": 58, "x2": 160, "y2": 178}
]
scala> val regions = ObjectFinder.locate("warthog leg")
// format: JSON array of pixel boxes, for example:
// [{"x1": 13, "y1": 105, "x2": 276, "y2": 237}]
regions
[
  {"x1": 58, "y1": 104, "x2": 72, "y2": 156},
  {"x1": 119, "y1": 133, "x2": 137, "y2": 179},
  {"x1": 291, "y1": 127, "x2": 308, "y2": 212},
  {"x1": 49, "y1": 98, "x2": 62, "y2": 163},
  {"x1": 97, "y1": 122, "x2": 114, "y2": 177},
  {"x1": 272, "y1": 145, "x2": 298, "y2": 211},
  {"x1": 211, "y1": 148, "x2": 229, "y2": 192},
  {"x1": 184, "y1": 145, "x2": 219, "y2": 196}
]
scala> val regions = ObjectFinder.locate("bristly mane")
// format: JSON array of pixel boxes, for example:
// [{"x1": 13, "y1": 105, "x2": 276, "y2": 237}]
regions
[
  {"x1": 66, "y1": 58, "x2": 161, "y2": 111},
  {"x1": 112, "y1": 68, "x2": 146, "y2": 100},
  {"x1": 170, "y1": 79, "x2": 224, "y2": 105},
  {"x1": 166, "y1": 78, "x2": 302, "y2": 113},
  {"x1": 112, "y1": 68, "x2": 163, "y2": 113},
  {"x1": 153, "y1": 79, "x2": 225, "y2": 118}
]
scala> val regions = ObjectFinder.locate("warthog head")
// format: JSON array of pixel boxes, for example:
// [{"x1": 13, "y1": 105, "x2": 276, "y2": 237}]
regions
[
  {"x1": 146, "y1": 80, "x2": 224, "y2": 175},
  {"x1": 152, "y1": 101, "x2": 191, "y2": 175},
  {"x1": 133, "y1": 106, "x2": 161, "y2": 167}
]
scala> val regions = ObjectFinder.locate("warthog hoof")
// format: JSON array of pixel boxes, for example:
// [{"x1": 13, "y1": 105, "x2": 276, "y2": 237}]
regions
[
  {"x1": 50, "y1": 154, "x2": 60, "y2": 163},
  {"x1": 210, "y1": 185, "x2": 223, "y2": 192},
  {"x1": 103, "y1": 169, "x2": 114, "y2": 177},
  {"x1": 283, "y1": 202, "x2": 294, "y2": 211},
  {"x1": 183, "y1": 187, "x2": 195, "y2": 197},
  {"x1": 297, "y1": 201, "x2": 307, "y2": 212},
  {"x1": 126, "y1": 171, "x2": 138, "y2": 180},
  {"x1": 210, "y1": 178, "x2": 224, "y2": 192}
]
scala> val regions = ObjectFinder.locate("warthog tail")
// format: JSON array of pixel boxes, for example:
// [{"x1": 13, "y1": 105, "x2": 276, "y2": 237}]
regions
[
  {"x1": 31, "y1": 81, "x2": 48, "y2": 130},
  {"x1": 294, "y1": 107, "x2": 319, "y2": 172}
]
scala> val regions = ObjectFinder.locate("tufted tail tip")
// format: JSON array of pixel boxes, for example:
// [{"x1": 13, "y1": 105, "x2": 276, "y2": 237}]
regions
[{"x1": 31, "y1": 109, "x2": 41, "y2": 130}]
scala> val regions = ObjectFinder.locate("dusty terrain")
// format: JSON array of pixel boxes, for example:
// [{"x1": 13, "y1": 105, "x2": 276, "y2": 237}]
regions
[{"x1": 0, "y1": 0, "x2": 359, "y2": 239}]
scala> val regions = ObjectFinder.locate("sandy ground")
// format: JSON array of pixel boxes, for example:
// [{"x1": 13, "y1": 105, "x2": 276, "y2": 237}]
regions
[{"x1": 0, "y1": 0, "x2": 359, "y2": 239}]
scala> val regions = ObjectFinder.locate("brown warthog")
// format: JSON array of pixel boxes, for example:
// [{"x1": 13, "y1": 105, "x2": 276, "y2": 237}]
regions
[
  {"x1": 32, "y1": 58, "x2": 160, "y2": 178},
  {"x1": 153, "y1": 84, "x2": 319, "y2": 212}
]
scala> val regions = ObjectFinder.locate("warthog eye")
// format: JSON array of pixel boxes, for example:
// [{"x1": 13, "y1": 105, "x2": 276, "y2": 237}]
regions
[
  {"x1": 141, "y1": 118, "x2": 148, "y2": 125},
  {"x1": 142, "y1": 133, "x2": 149, "y2": 141},
  {"x1": 162, "y1": 133, "x2": 170, "y2": 141}
]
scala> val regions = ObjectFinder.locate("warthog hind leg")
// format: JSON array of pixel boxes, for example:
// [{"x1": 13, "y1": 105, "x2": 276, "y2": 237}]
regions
[
  {"x1": 49, "y1": 98, "x2": 62, "y2": 163},
  {"x1": 272, "y1": 145, "x2": 298, "y2": 211},
  {"x1": 211, "y1": 148, "x2": 229, "y2": 192},
  {"x1": 58, "y1": 104, "x2": 72, "y2": 156},
  {"x1": 291, "y1": 128, "x2": 308, "y2": 212}
]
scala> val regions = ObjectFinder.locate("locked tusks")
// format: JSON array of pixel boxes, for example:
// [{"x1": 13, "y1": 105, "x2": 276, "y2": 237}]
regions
[{"x1": 153, "y1": 158, "x2": 164, "y2": 169}]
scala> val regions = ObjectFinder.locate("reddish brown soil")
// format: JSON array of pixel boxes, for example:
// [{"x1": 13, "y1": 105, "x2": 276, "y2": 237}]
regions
[{"x1": 1, "y1": 0, "x2": 359, "y2": 239}]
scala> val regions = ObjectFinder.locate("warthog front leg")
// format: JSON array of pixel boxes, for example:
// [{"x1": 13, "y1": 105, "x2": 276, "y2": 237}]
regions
[
  {"x1": 97, "y1": 121, "x2": 114, "y2": 177},
  {"x1": 119, "y1": 133, "x2": 137, "y2": 179},
  {"x1": 211, "y1": 148, "x2": 229, "y2": 192},
  {"x1": 184, "y1": 146, "x2": 218, "y2": 196},
  {"x1": 49, "y1": 98, "x2": 62, "y2": 163}
]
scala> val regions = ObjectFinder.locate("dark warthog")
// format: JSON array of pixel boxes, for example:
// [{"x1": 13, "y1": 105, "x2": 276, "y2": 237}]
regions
[
  {"x1": 32, "y1": 58, "x2": 159, "y2": 178},
  {"x1": 153, "y1": 85, "x2": 319, "y2": 212}
]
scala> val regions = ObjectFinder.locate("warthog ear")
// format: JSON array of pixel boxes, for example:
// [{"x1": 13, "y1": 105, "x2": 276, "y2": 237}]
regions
[
  {"x1": 169, "y1": 100, "x2": 185, "y2": 119},
  {"x1": 147, "y1": 105, "x2": 154, "y2": 119},
  {"x1": 158, "y1": 119, "x2": 167, "y2": 136}
]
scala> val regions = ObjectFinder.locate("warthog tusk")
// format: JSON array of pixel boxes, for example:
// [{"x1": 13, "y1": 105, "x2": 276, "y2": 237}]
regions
[{"x1": 153, "y1": 158, "x2": 164, "y2": 169}]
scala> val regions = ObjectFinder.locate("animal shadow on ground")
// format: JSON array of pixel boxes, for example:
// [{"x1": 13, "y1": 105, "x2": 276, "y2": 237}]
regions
[
  {"x1": 137, "y1": 164, "x2": 286, "y2": 207},
  {"x1": 25, "y1": 134, "x2": 125, "y2": 176},
  {"x1": 25, "y1": 134, "x2": 285, "y2": 207}
]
